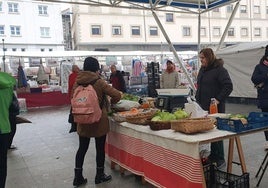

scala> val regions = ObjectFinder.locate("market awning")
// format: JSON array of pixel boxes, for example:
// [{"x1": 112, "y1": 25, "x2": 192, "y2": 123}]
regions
[
  {"x1": 36, "y1": 0, "x2": 239, "y2": 13},
  {"x1": 33, "y1": 0, "x2": 240, "y2": 92}
]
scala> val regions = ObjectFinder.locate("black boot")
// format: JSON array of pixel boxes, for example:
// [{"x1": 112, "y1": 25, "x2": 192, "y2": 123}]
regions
[
  {"x1": 95, "y1": 167, "x2": 112, "y2": 184},
  {"x1": 73, "y1": 168, "x2": 87, "y2": 187},
  {"x1": 69, "y1": 123, "x2": 77, "y2": 133}
]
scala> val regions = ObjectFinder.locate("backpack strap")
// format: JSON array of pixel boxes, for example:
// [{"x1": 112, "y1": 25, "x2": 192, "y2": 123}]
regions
[{"x1": 88, "y1": 78, "x2": 105, "y2": 109}]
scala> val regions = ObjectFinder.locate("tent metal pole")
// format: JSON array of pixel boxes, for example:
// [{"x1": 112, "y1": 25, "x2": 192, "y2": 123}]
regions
[
  {"x1": 151, "y1": 10, "x2": 196, "y2": 93},
  {"x1": 216, "y1": 1, "x2": 240, "y2": 51}
]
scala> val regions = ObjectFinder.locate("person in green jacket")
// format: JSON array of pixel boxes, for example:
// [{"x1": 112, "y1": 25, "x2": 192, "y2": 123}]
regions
[{"x1": 0, "y1": 72, "x2": 16, "y2": 188}]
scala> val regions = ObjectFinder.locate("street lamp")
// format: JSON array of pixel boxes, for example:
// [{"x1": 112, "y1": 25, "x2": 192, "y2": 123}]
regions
[{"x1": 2, "y1": 39, "x2": 5, "y2": 72}]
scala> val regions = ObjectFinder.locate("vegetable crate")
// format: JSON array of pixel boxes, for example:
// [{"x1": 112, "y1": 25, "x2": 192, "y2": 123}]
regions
[
  {"x1": 217, "y1": 112, "x2": 268, "y2": 133},
  {"x1": 203, "y1": 164, "x2": 249, "y2": 188}
]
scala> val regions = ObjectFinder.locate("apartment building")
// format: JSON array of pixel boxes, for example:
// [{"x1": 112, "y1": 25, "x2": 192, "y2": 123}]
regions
[
  {"x1": 71, "y1": 0, "x2": 268, "y2": 51},
  {"x1": 0, "y1": 0, "x2": 267, "y2": 54},
  {"x1": 0, "y1": 0, "x2": 64, "y2": 53}
]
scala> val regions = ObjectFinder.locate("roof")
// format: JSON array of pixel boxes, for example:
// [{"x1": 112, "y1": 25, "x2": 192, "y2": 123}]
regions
[{"x1": 37, "y1": 0, "x2": 239, "y2": 13}]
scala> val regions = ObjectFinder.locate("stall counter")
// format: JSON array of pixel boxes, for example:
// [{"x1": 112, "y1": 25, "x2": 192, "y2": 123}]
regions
[{"x1": 17, "y1": 91, "x2": 70, "y2": 108}]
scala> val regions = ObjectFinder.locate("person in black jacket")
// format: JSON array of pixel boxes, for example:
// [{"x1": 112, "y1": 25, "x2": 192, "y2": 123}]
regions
[
  {"x1": 195, "y1": 48, "x2": 233, "y2": 169},
  {"x1": 109, "y1": 65, "x2": 126, "y2": 92},
  {"x1": 251, "y1": 45, "x2": 268, "y2": 150}
]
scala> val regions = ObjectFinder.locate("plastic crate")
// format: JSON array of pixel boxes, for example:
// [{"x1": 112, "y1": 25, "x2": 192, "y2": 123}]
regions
[
  {"x1": 203, "y1": 164, "x2": 249, "y2": 188},
  {"x1": 217, "y1": 112, "x2": 268, "y2": 133},
  {"x1": 216, "y1": 118, "x2": 252, "y2": 133}
]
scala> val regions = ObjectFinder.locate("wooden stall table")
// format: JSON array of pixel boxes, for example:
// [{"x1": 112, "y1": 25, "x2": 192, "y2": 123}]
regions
[
  {"x1": 106, "y1": 118, "x2": 268, "y2": 188},
  {"x1": 17, "y1": 91, "x2": 70, "y2": 108}
]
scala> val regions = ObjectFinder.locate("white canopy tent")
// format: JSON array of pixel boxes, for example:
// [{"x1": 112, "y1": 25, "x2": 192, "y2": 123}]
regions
[
  {"x1": 33, "y1": 0, "x2": 240, "y2": 92},
  {"x1": 216, "y1": 41, "x2": 268, "y2": 98}
]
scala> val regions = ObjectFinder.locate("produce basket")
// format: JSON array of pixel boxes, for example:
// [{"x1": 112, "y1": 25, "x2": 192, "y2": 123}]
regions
[
  {"x1": 171, "y1": 118, "x2": 215, "y2": 134},
  {"x1": 112, "y1": 113, "x2": 127, "y2": 122},
  {"x1": 203, "y1": 164, "x2": 249, "y2": 188},
  {"x1": 147, "y1": 121, "x2": 171, "y2": 131},
  {"x1": 125, "y1": 109, "x2": 158, "y2": 125}
]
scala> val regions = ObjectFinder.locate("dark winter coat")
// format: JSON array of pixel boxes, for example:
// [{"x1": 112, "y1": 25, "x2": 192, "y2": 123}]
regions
[
  {"x1": 195, "y1": 59, "x2": 233, "y2": 113},
  {"x1": 110, "y1": 70, "x2": 127, "y2": 92},
  {"x1": 251, "y1": 57, "x2": 268, "y2": 109},
  {"x1": 73, "y1": 71, "x2": 121, "y2": 138}
]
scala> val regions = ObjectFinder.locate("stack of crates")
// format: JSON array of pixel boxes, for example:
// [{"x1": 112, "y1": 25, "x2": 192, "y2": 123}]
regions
[{"x1": 147, "y1": 62, "x2": 160, "y2": 97}]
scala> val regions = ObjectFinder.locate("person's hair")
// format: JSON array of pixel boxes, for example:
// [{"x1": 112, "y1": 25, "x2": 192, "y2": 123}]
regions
[
  {"x1": 265, "y1": 45, "x2": 268, "y2": 59},
  {"x1": 110, "y1": 64, "x2": 117, "y2": 69},
  {"x1": 166, "y1": 60, "x2": 173, "y2": 65},
  {"x1": 72, "y1": 65, "x2": 79, "y2": 72},
  {"x1": 83, "y1": 57, "x2": 100, "y2": 72},
  {"x1": 200, "y1": 48, "x2": 216, "y2": 64}
]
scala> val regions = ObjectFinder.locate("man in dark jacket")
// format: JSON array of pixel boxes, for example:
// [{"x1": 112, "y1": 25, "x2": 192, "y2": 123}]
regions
[
  {"x1": 196, "y1": 48, "x2": 233, "y2": 169},
  {"x1": 109, "y1": 65, "x2": 126, "y2": 92},
  {"x1": 251, "y1": 45, "x2": 268, "y2": 150}
]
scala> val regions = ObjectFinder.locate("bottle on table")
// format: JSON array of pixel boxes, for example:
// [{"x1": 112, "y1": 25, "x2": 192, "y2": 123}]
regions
[{"x1": 209, "y1": 98, "x2": 218, "y2": 114}]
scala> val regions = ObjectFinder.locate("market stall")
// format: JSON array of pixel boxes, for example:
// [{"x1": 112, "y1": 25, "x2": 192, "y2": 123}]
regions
[
  {"x1": 107, "y1": 95, "x2": 268, "y2": 188},
  {"x1": 17, "y1": 91, "x2": 70, "y2": 108},
  {"x1": 106, "y1": 118, "x2": 263, "y2": 188}
]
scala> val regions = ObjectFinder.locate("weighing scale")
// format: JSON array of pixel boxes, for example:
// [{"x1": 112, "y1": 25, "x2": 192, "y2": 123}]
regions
[{"x1": 155, "y1": 88, "x2": 190, "y2": 112}]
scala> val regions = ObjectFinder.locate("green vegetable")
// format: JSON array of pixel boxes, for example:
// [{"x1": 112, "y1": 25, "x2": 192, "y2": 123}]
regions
[{"x1": 122, "y1": 93, "x2": 139, "y2": 102}]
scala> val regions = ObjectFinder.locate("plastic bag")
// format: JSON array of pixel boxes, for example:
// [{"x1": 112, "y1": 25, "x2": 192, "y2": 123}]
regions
[{"x1": 184, "y1": 97, "x2": 208, "y2": 118}]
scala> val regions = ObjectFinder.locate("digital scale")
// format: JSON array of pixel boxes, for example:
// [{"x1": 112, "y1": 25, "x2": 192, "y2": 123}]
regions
[{"x1": 155, "y1": 89, "x2": 190, "y2": 112}]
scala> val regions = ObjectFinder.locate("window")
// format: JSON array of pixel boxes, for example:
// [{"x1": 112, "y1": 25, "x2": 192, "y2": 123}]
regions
[
  {"x1": 10, "y1": 26, "x2": 20, "y2": 36},
  {"x1": 241, "y1": 27, "x2": 248, "y2": 36},
  {"x1": 91, "y1": 25, "x2": 101, "y2": 35},
  {"x1": 131, "y1": 26, "x2": 140, "y2": 36},
  {"x1": 12, "y1": 48, "x2": 16, "y2": 52},
  {"x1": 253, "y1": 6, "x2": 260, "y2": 14},
  {"x1": 213, "y1": 27, "x2": 221, "y2": 37},
  {"x1": 0, "y1": 26, "x2": 4, "y2": 35},
  {"x1": 38, "y1": 5, "x2": 48, "y2": 15},
  {"x1": 254, "y1": 28, "x2": 261, "y2": 36},
  {"x1": 213, "y1": 8, "x2": 220, "y2": 12},
  {"x1": 21, "y1": 48, "x2": 25, "y2": 52},
  {"x1": 200, "y1": 27, "x2": 206, "y2": 37},
  {"x1": 8, "y1": 3, "x2": 19, "y2": 13},
  {"x1": 266, "y1": 6, "x2": 268, "y2": 14},
  {"x1": 227, "y1": 28, "x2": 235, "y2": 36},
  {"x1": 41, "y1": 48, "x2": 45, "y2": 52},
  {"x1": 49, "y1": 48, "x2": 53, "y2": 52},
  {"x1": 182, "y1": 27, "x2": 191, "y2": 36},
  {"x1": 240, "y1": 5, "x2": 247, "y2": 13},
  {"x1": 149, "y1": 26, "x2": 158, "y2": 36},
  {"x1": 166, "y1": 13, "x2": 174, "y2": 22},
  {"x1": 226, "y1": 5, "x2": 233, "y2": 13},
  {"x1": 0, "y1": 2, "x2": 2, "y2": 12},
  {"x1": 112, "y1": 26, "x2": 121, "y2": 35},
  {"x1": 40, "y1": 27, "x2": 50, "y2": 37}
]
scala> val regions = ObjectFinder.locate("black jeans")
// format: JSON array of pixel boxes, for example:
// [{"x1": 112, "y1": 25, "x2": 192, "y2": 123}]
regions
[
  {"x1": 262, "y1": 108, "x2": 268, "y2": 141},
  {"x1": 7, "y1": 115, "x2": 17, "y2": 148},
  {"x1": 0, "y1": 133, "x2": 9, "y2": 188},
  {"x1": 75, "y1": 135, "x2": 106, "y2": 169}
]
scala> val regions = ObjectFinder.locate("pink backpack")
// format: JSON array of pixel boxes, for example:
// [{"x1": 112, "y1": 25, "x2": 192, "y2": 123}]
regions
[{"x1": 71, "y1": 79, "x2": 102, "y2": 124}]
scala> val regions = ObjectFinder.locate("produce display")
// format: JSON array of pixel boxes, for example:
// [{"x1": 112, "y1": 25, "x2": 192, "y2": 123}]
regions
[
  {"x1": 121, "y1": 93, "x2": 139, "y2": 102},
  {"x1": 151, "y1": 109, "x2": 189, "y2": 122}
]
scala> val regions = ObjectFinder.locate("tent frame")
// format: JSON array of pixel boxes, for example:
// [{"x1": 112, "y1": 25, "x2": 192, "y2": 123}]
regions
[{"x1": 35, "y1": 0, "x2": 241, "y2": 91}]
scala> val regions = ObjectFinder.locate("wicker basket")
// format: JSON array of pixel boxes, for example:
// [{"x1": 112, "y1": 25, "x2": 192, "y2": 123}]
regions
[
  {"x1": 147, "y1": 121, "x2": 171, "y2": 131},
  {"x1": 125, "y1": 111, "x2": 157, "y2": 125},
  {"x1": 113, "y1": 113, "x2": 127, "y2": 122},
  {"x1": 171, "y1": 118, "x2": 215, "y2": 134}
]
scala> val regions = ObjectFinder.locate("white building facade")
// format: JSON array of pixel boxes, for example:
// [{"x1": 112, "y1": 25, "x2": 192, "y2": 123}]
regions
[
  {"x1": 71, "y1": 0, "x2": 268, "y2": 51},
  {"x1": 0, "y1": 0, "x2": 64, "y2": 53}
]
